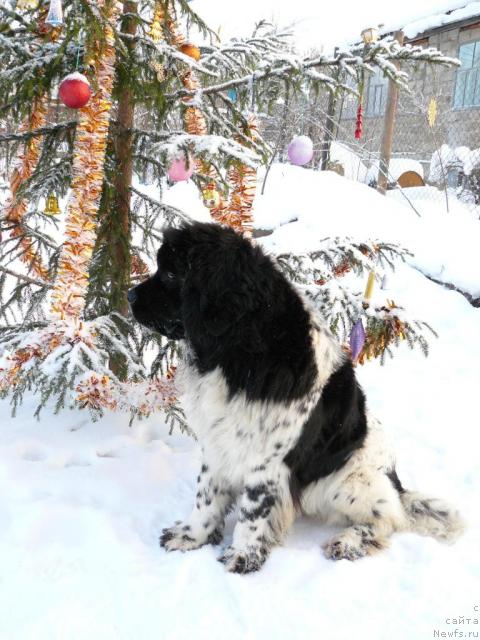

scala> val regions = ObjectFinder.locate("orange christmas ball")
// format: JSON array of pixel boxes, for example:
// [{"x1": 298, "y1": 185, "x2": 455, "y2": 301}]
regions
[
  {"x1": 58, "y1": 72, "x2": 92, "y2": 109},
  {"x1": 180, "y1": 43, "x2": 201, "y2": 61}
]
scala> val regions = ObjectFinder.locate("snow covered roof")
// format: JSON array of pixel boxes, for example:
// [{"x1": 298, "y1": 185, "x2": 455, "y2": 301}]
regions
[{"x1": 384, "y1": 1, "x2": 480, "y2": 41}]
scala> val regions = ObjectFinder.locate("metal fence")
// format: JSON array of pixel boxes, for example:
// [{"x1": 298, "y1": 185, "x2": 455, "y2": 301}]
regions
[{"x1": 320, "y1": 63, "x2": 480, "y2": 219}]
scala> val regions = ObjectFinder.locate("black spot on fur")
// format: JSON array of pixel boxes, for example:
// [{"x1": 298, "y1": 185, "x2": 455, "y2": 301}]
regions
[
  {"x1": 252, "y1": 464, "x2": 266, "y2": 472},
  {"x1": 284, "y1": 361, "x2": 367, "y2": 507},
  {"x1": 129, "y1": 222, "x2": 317, "y2": 403},
  {"x1": 387, "y1": 468, "x2": 405, "y2": 494},
  {"x1": 246, "y1": 484, "x2": 268, "y2": 502},
  {"x1": 240, "y1": 494, "x2": 275, "y2": 521},
  {"x1": 207, "y1": 528, "x2": 223, "y2": 545}
]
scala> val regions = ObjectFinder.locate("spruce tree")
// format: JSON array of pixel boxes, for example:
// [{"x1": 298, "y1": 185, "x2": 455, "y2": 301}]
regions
[{"x1": 0, "y1": 0, "x2": 458, "y2": 427}]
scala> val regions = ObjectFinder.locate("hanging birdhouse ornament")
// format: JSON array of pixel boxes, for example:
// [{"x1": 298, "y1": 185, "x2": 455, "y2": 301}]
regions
[
  {"x1": 350, "y1": 319, "x2": 366, "y2": 361},
  {"x1": 59, "y1": 73, "x2": 92, "y2": 109},
  {"x1": 202, "y1": 187, "x2": 220, "y2": 208},
  {"x1": 180, "y1": 43, "x2": 201, "y2": 61},
  {"x1": 361, "y1": 26, "x2": 379, "y2": 44},
  {"x1": 168, "y1": 156, "x2": 195, "y2": 182},
  {"x1": 44, "y1": 194, "x2": 61, "y2": 215},
  {"x1": 287, "y1": 135, "x2": 313, "y2": 166},
  {"x1": 45, "y1": 0, "x2": 63, "y2": 27}
]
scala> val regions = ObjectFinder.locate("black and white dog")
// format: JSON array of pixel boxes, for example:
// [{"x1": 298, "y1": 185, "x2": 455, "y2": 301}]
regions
[{"x1": 129, "y1": 221, "x2": 464, "y2": 574}]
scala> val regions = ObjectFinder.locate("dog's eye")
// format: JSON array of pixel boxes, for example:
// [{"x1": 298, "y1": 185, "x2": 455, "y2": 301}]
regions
[{"x1": 164, "y1": 271, "x2": 175, "y2": 281}]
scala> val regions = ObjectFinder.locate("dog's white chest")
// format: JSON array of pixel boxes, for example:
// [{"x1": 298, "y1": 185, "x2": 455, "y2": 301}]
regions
[{"x1": 179, "y1": 364, "x2": 308, "y2": 488}]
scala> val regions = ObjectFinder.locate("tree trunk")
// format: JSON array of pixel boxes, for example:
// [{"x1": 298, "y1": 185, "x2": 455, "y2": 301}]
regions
[
  {"x1": 111, "y1": 0, "x2": 137, "y2": 317},
  {"x1": 109, "y1": 0, "x2": 137, "y2": 377}
]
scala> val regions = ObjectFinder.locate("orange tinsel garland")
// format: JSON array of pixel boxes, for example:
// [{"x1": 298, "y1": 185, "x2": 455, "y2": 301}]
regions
[
  {"x1": 150, "y1": 3, "x2": 230, "y2": 222},
  {"x1": 4, "y1": 96, "x2": 50, "y2": 280},
  {"x1": 149, "y1": 2, "x2": 258, "y2": 235},
  {"x1": 50, "y1": 0, "x2": 120, "y2": 320},
  {"x1": 223, "y1": 115, "x2": 259, "y2": 237}
]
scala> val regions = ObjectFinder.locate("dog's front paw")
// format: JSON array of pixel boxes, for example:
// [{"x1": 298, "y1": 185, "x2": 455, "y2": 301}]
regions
[
  {"x1": 218, "y1": 545, "x2": 268, "y2": 574},
  {"x1": 160, "y1": 522, "x2": 224, "y2": 552},
  {"x1": 160, "y1": 522, "x2": 204, "y2": 552}
]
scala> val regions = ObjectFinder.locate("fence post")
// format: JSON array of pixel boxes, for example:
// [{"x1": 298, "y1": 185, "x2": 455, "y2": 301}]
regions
[{"x1": 377, "y1": 30, "x2": 404, "y2": 194}]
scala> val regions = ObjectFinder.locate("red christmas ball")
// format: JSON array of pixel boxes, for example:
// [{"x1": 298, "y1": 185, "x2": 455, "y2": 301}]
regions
[{"x1": 58, "y1": 72, "x2": 92, "y2": 109}]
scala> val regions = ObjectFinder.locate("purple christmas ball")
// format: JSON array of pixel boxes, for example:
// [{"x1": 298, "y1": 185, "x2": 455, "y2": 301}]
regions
[
  {"x1": 287, "y1": 135, "x2": 314, "y2": 166},
  {"x1": 350, "y1": 318, "x2": 366, "y2": 361}
]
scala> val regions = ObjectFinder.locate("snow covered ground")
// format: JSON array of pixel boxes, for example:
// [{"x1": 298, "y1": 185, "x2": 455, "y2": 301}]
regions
[{"x1": 1, "y1": 167, "x2": 479, "y2": 640}]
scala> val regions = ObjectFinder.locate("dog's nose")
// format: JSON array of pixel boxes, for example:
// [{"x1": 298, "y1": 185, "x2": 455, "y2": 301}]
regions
[{"x1": 127, "y1": 287, "x2": 137, "y2": 304}]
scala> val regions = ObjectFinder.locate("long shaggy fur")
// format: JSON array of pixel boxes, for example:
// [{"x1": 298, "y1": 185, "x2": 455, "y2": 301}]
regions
[{"x1": 129, "y1": 221, "x2": 464, "y2": 573}]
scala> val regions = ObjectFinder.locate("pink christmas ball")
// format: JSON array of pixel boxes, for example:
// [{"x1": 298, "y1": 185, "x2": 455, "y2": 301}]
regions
[
  {"x1": 287, "y1": 135, "x2": 314, "y2": 166},
  {"x1": 58, "y1": 72, "x2": 92, "y2": 109},
  {"x1": 168, "y1": 156, "x2": 195, "y2": 182}
]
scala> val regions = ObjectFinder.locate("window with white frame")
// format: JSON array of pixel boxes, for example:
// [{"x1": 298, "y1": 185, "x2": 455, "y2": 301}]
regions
[
  {"x1": 365, "y1": 68, "x2": 388, "y2": 117},
  {"x1": 453, "y1": 41, "x2": 480, "y2": 108}
]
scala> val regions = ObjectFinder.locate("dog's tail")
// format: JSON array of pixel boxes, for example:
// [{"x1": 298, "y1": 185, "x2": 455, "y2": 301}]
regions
[{"x1": 399, "y1": 490, "x2": 465, "y2": 543}]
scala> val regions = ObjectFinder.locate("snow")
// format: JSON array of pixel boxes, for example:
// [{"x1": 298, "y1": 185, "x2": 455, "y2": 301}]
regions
[
  {"x1": 1, "y1": 165, "x2": 480, "y2": 639},
  {"x1": 366, "y1": 157, "x2": 425, "y2": 184},
  {"x1": 255, "y1": 164, "x2": 480, "y2": 297},
  {"x1": 329, "y1": 142, "x2": 369, "y2": 182},
  {"x1": 430, "y1": 143, "x2": 480, "y2": 181},
  {"x1": 399, "y1": 2, "x2": 480, "y2": 40}
]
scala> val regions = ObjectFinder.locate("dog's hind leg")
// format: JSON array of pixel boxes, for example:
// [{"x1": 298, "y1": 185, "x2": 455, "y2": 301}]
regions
[
  {"x1": 304, "y1": 467, "x2": 408, "y2": 561},
  {"x1": 160, "y1": 461, "x2": 233, "y2": 552},
  {"x1": 218, "y1": 462, "x2": 295, "y2": 574}
]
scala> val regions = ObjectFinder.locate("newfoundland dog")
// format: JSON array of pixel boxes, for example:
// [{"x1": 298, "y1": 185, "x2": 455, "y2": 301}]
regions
[{"x1": 128, "y1": 221, "x2": 463, "y2": 574}]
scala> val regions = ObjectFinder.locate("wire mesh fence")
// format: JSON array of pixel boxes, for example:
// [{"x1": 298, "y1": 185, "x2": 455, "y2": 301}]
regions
[{"x1": 329, "y1": 73, "x2": 480, "y2": 219}]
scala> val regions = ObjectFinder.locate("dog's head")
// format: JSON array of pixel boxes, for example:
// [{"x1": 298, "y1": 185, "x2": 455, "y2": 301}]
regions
[
  {"x1": 128, "y1": 225, "x2": 190, "y2": 340},
  {"x1": 129, "y1": 222, "x2": 268, "y2": 342},
  {"x1": 129, "y1": 221, "x2": 316, "y2": 401}
]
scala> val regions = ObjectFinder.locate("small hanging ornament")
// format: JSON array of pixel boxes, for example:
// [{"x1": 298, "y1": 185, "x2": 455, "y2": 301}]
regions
[
  {"x1": 227, "y1": 88, "x2": 238, "y2": 102},
  {"x1": 179, "y1": 43, "x2": 201, "y2": 61},
  {"x1": 168, "y1": 155, "x2": 194, "y2": 182},
  {"x1": 202, "y1": 187, "x2": 220, "y2": 208},
  {"x1": 45, "y1": 0, "x2": 63, "y2": 27},
  {"x1": 355, "y1": 101, "x2": 363, "y2": 140},
  {"x1": 427, "y1": 98, "x2": 437, "y2": 128},
  {"x1": 58, "y1": 72, "x2": 92, "y2": 109},
  {"x1": 287, "y1": 135, "x2": 313, "y2": 166},
  {"x1": 381, "y1": 273, "x2": 389, "y2": 290},
  {"x1": 364, "y1": 269, "x2": 376, "y2": 302},
  {"x1": 350, "y1": 319, "x2": 366, "y2": 362},
  {"x1": 151, "y1": 60, "x2": 165, "y2": 82},
  {"x1": 44, "y1": 194, "x2": 61, "y2": 215}
]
